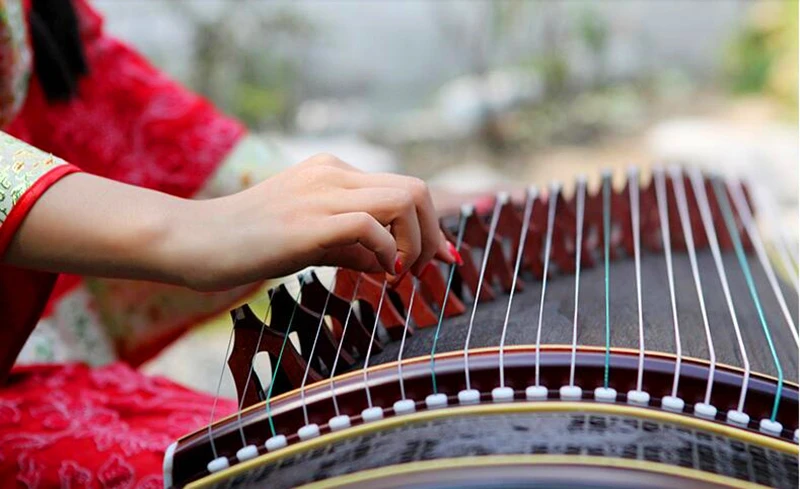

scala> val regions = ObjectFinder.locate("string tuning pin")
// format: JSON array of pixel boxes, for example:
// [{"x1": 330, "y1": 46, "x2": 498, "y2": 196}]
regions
[
  {"x1": 265, "y1": 434, "x2": 288, "y2": 452},
  {"x1": 725, "y1": 410, "x2": 750, "y2": 428},
  {"x1": 626, "y1": 390, "x2": 650, "y2": 406},
  {"x1": 236, "y1": 445, "x2": 259, "y2": 462},
  {"x1": 491, "y1": 386, "x2": 514, "y2": 403},
  {"x1": 361, "y1": 406, "x2": 384, "y2": 422},
  {"x1": 206, "y1": 456, "x2": 230, "y2": 473},
  {"x1": 525, "y1": 385, "x2": 548, "y2": 401},
  {"x1": 425, "y1": 393, "x2": 448, "y2": 409},
  {"x1": 328, "y1": 414, "x2": 351, "y2": 432},
  {"x1": 693, "y1": 402, "x2": 717, "y2": 420},
  {"x1": 559, "y1": 385, "x2": 583, "y2": 401},
  {"x1": 393, "y1": 399, "x2": 416, "y2": 415},
  {"x1": 594, "y1": 387, "x2": 617, "y2": 403},
  {"x1": 661, "y1": 396, "x2": 685, "y2": 413},
  {"x1": 297, "y1": 423, "x2": 321, "y2": 441},
  {"x1": 758, "y1": 419, "x2": 783, "y2": 437},
  {"x1": 458, "y1": 389, "x2": 481, "y2": 405}
]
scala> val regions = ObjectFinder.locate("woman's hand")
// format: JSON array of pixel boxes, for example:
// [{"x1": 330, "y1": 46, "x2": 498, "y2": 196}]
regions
[
  {"x1": 172, "y1": 153, "x2": 457, "y2": 290},
  {"x1": 6, "y1": 153, "x2": 459, "y2": 292}
]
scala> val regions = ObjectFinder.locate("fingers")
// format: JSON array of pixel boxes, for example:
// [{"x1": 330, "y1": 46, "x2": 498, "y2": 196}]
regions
[
  {"x1": 321, "y1": 187, "x2": 422, "y2": 275},
  {"x1": 301, "y1": 153, "x2": 457, "y2": 275},
  {"x1": 317, "y1": 212, "x2": 396, "y2": 274},
  {"x1": 340, "y1": 172, "x2": 452, "y2": 274},
  {"x1": 317, "y1": 244, "x2": 386, "y2": 273}
]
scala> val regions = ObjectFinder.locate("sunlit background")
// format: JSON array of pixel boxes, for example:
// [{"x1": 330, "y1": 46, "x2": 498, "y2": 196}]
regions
[{"x1": 92, "y1": 0, "x2": 798, "y2": 395}]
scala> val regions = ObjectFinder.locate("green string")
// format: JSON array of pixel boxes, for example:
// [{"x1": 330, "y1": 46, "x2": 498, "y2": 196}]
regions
[
  {"x1": 266, "y1": 276, "x2": 305, "y2": 437},
  {"x1": 430, "y1": 212, "x2": 468, "y2": 394},
  {"x1": 713, "y1": 180, "x2": 783, "y2": 421},
  {"x1": 602, "y1": 175, "x2": 611, "y2": 389}
]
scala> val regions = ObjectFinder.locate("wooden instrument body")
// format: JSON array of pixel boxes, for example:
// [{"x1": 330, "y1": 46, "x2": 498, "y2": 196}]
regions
[{"x1": 165, "y1": 170, "x2": 799, "y2": 488}]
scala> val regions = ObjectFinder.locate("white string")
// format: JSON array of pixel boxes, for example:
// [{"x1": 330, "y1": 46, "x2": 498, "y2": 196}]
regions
[
  {"x1": 728, "y1": 179, "x2": 799, "y2": 347},
  {"x1": 498, "y1": 188, "x2": 537, "y2": 388},
  {"x1": 299, "y1": 273, "x2": 334, "y2": 426},
  {"x1": 463, "y1": 196, "x2": 504, "y2": 391},
  {"x1": 628, "y1": 169, "x2": 646, "y2": 392},
  {"x1": 362, "y1": 280, "x2": 388, "y2": 408},
  {"x1": 234, "y1": 297, "x2": 275, "y2": 446},
  {"x1": 688, "y1": 168, "x2": 749, "y2": 412},
  {"x1": 669, "y1": 167, "x2": 717, "y2": 406},
  {"x1": 569, "y1": 178, "x2": 586, "y2": 387},
  {"x1": 207, "y1": 320, "x2": 237, "y2": 460},
  {"x1": 329, "y1": 275, "x2": 362, "y2": 417},
  {"x1": 534, "y1": 183, "x2": 560, "y2": 387},
  {"x1": 654, "y1": 168, "x2": 682, "y2": 398},
  {"x1": 756, "y1": 192, "x2": 799, "y2": 292},
  {"x1": 397, "y1": 278, "x2": 419, "y2": 400}
]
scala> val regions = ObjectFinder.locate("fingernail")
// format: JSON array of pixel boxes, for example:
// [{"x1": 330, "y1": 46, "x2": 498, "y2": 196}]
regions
[
  {"x1": 447, "y1": 241, "x2": 463, "y2": 266},
  {"x1": 421, "y1": 261, "x2": 435, "y2": 275},
  {"x1": 394, "y1": 257, "x2": 404, "y2": 275}
]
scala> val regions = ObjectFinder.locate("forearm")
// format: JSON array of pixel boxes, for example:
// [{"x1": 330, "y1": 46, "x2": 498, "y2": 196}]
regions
[{"x1": 4, "y1": 173, "x2": 191, "y2": 286}]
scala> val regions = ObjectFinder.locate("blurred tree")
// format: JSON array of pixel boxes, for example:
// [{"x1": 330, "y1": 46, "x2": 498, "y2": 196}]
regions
[
  {"x1": 169, "y1": 1, "x2": 315, "y2": 130},
  {"x1": 725, "y1": 0, "x2": 798, "y2": 118},
  {"x1": 576, "y1": 5, "x2": 609, "y2": 88},
  {"x1": 433, "y1": 0, "x2": 528, "y2": 151}
]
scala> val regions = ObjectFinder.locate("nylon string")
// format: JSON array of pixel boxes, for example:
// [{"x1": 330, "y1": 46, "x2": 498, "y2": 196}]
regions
[
  {"x1": 234, "y1": 295, "x2": 275, "y2": 446},
  {"x1": 430, "y1": 211, "x2": 468, "y2": 394},
  {"x1": 397, "y1": 277, "x2": 418, "y2": 400},
  {"x1": 498, "y1": 188, "x2": 537, "y2": 388},
  {"x1": 728, "y1": 180, "x2": 799, "y2": 347},
  {"x1": 712, "y1": 178, "x2": 782, "y2": 420},
  {"x1": 463, "y1": 196, "x2": 504, "y2": 390},
  {"x1": 689, "y1": 169, "x2": 750, "y2": 412},
  {"x1": 207, "y1": 312, "x2": 237, "y2": 460},
  {"x1": 534, "y1": 183, "x2": 560, "y2": 387},
  {"x1": 265, "y1": 277, "x2": 306, "y2": 438},
  {"x1": 654, "y1": 168, "x2": 683, "y2": 398},
  {"x1": 758, "y1": 195, "x2": 799, "y2": 291},
  {"x1": 569, "y1": 177, "x2": 586, "y2": 387},
  {"x1": 602, "y1": 173, "x2": 612, "y2": 388},
  {"x1": 670, "y1": 167, "x2": 716, "y2": 406},
  {"x1": 299, "y1": 273, "x2": 334, "y2": 426},
  {"x1": 329, "y1": 275, "x2": 362, "y2": 417},
  {"x1": 362, "y1": 280, "x2": 388, "y2": 408},
  {"x1": 629, "y1": 169, "x2": 646, "y2": 392}
]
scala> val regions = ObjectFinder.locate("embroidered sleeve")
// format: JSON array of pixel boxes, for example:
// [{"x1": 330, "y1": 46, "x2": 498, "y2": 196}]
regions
[
  {"x1": 0, "y1": 131, "x2": 80, "y2": 255},
  {"x1": 0, "y1": 0, "x2": 32, "y2": 127}
]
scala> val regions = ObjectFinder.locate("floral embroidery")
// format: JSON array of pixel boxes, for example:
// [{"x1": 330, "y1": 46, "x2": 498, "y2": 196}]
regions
[
  {"x1": 0, "y1": 0, "x2": 31, "y2": 127},
  {"x1": 1, "y1": 363, "x2": 237, "y2": 488},
  {"x1": 0, "y1": 131, "x2": 67, "y2": 226}
]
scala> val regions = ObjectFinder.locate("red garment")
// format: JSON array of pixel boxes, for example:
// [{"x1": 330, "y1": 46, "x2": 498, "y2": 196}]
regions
[
  {"x1": 0, "y1": 164, "x2": 81, "y2": 383},
  {"x1": 1, "y1": 0, "x2": 246, "y2": 377},
  {"x1": 0, "y1": 363, "x2": 236, "y2": 489},
  {"x1": 0, "y1": 1, "x2": 248, "y2": 486}
]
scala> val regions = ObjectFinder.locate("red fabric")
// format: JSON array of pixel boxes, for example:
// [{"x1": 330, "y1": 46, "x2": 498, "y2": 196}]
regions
[
  {"x1": 0, "y1": 363, "x2": 237, "y2": 488},
  {"x1": 0, "y1": 164, "x2": 82, "y2": 383},
  {"x1": 6, "y1": 0, "x2": 245, "y2": 198},
  {"x1": 5, "y1": 0, "x2": 247, "y2": 363},
  {"x1": 0, "y1": 2, "x2": 249, "y2": 485}
]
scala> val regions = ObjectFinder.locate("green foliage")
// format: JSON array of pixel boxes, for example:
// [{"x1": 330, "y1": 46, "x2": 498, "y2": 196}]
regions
[
  {"x1": 576, "y1": 6, "x2": 608, "y2": 56},
  {"x1": 725, "y1": 28, "x2": 774, "y2": 93},
  {"x1": 233, "y1": 83, "x2": 287, "y2": 128}
]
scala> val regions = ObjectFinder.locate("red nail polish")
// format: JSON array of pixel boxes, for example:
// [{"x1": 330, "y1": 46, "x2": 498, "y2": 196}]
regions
[
  {"x1": 394, "y1": 257, "x2": 403, "y2": 275},
  {"x1": 421, "y1": 261, "x2": 435, "y2": 275},
  {"x1": 447, "y1": 241, "x2": 463, "y2": 266}
]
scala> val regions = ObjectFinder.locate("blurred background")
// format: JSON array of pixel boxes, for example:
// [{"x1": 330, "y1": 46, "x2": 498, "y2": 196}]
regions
[{"x1": 96, "y1": 0, "x2": 797, "y2": 395}]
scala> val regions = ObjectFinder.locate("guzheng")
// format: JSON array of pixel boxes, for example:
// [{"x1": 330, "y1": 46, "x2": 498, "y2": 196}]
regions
[{"x1": 164, "y1": 167, "x2": 799, "y2": 489}]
